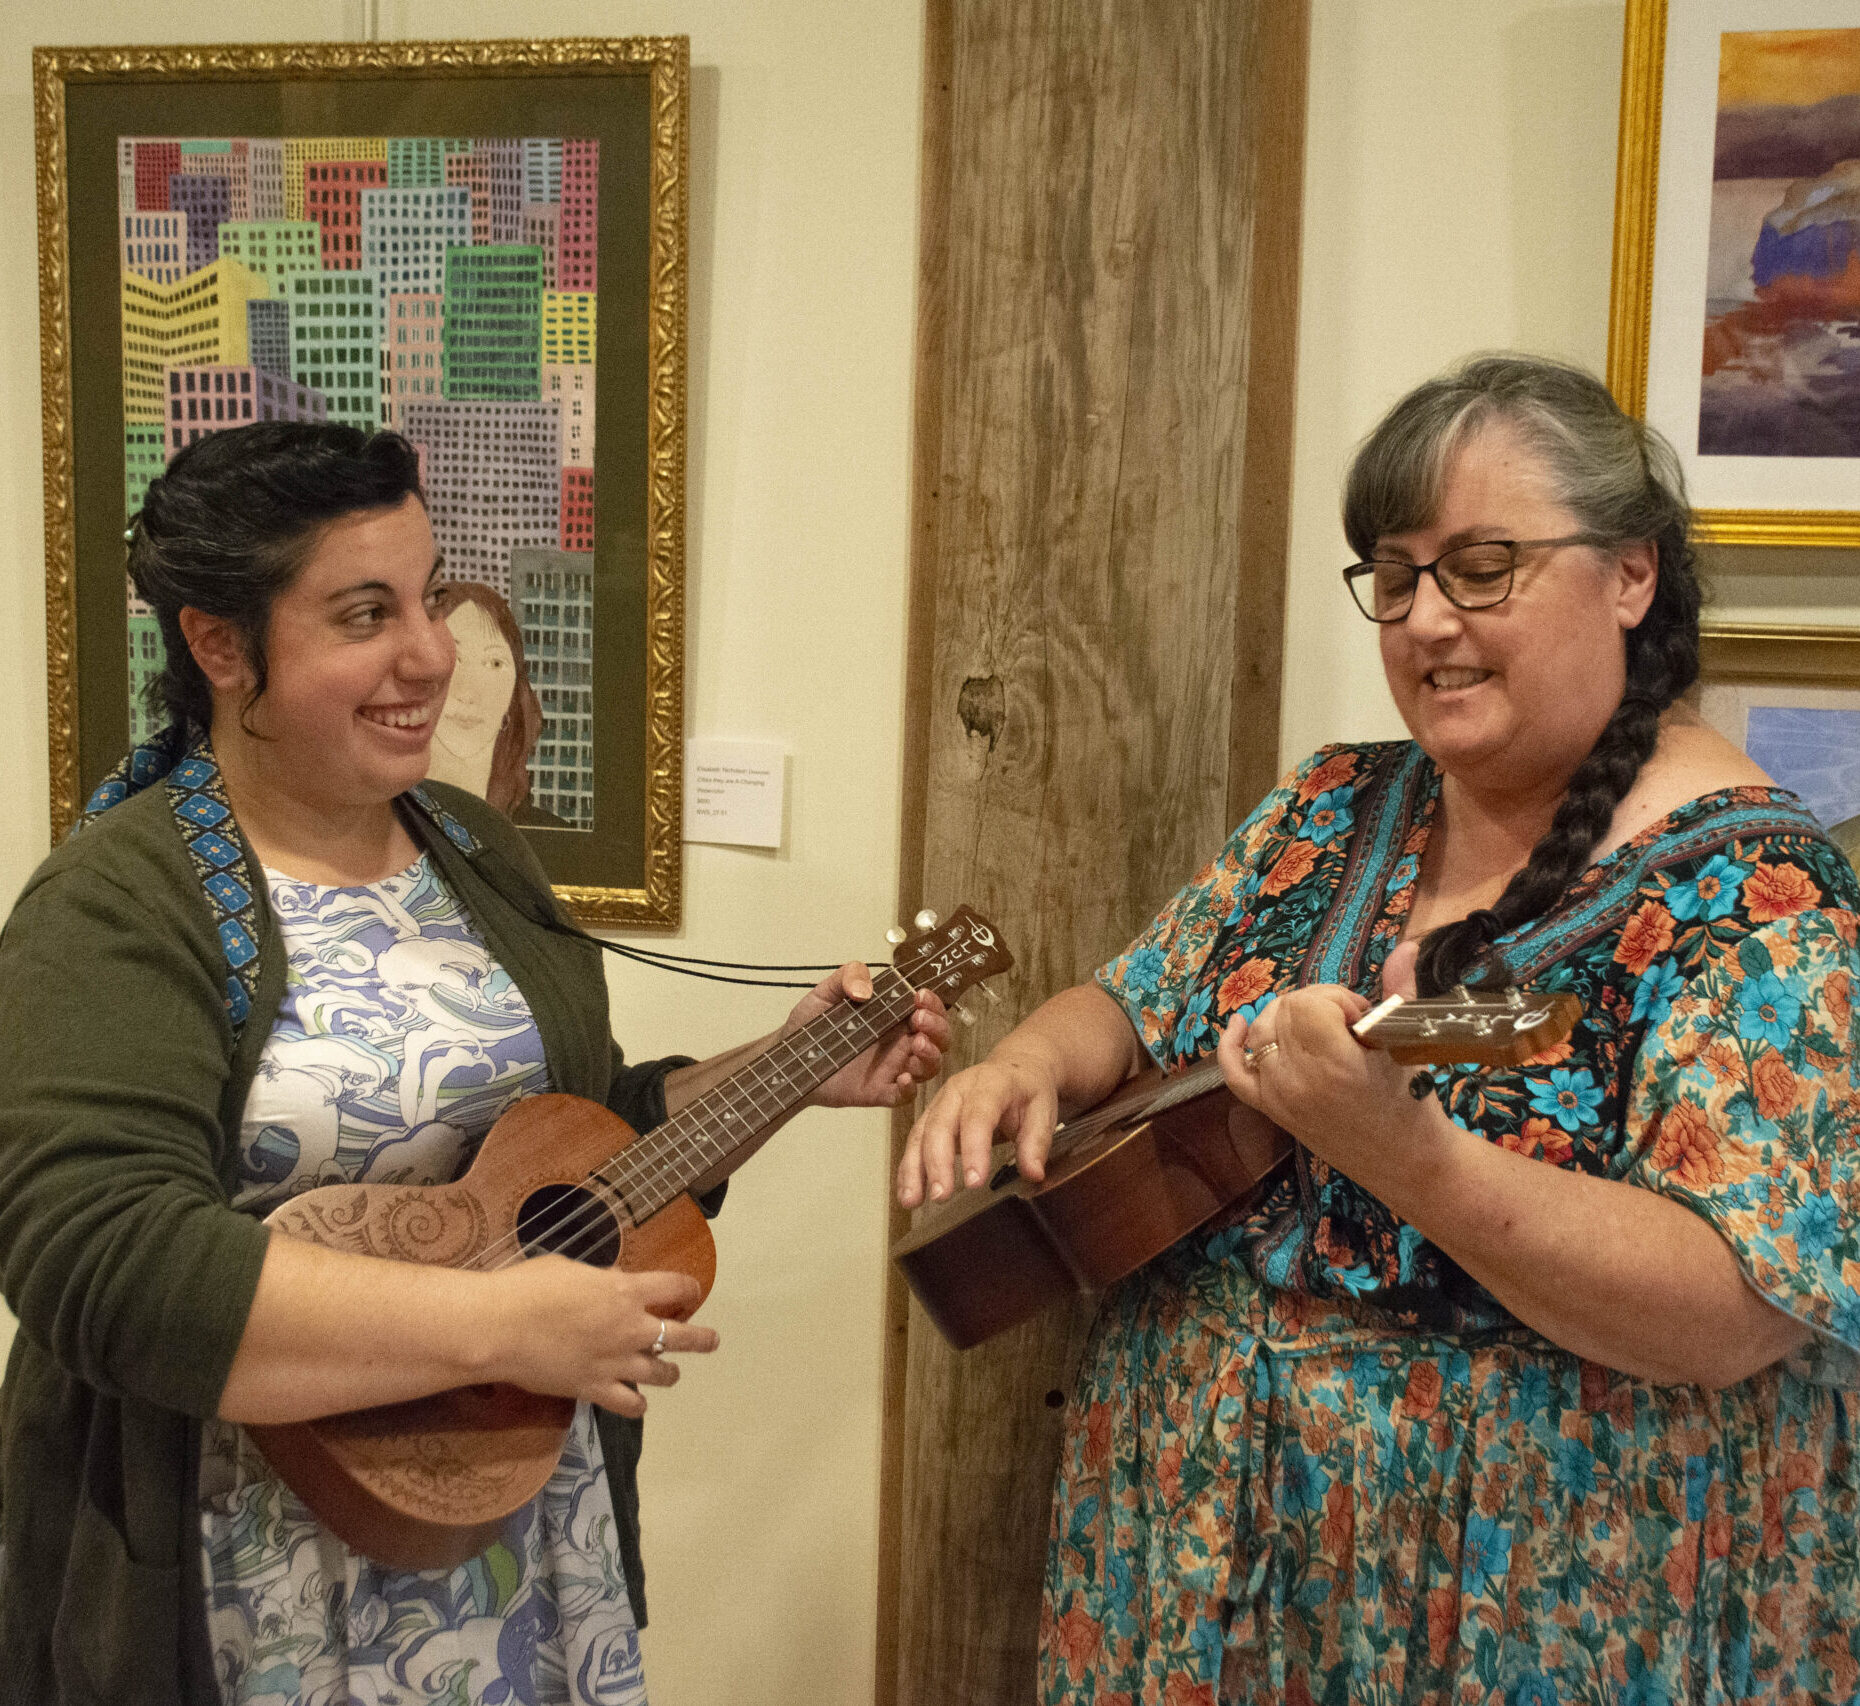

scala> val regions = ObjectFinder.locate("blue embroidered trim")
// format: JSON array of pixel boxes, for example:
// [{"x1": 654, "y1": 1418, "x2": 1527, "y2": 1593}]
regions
[
  {"x1": 164, "y1": 745, "x2": 265, "y2": 1031},
  {"x1": 75, "y1": 722, "x2": 194, "y2": 832},
  {"x1": 74, "y1": 728, "x2": 486, "y2": 1041},
  {"x1": 1306, "y1": 745, "x2": 1430, "y2": 987},
  {"x1": 74, "y1": 726, "x2": 262, "y2": 1026},
  {"x1": 408, "y1": 784, "x2": 481, "y2": 855}
]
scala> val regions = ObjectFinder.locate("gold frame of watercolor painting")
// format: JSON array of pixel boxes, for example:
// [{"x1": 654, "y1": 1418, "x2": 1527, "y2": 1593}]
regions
[
  {"x1": 1700, "y1": 620, "x2": 1860, "y2": 685},
  {"x1": 33, "y1": 39, "x2": 687, "y2": 925},
  {"x1": 1605, "y1": 0, "x2": 1860, "y2": 548}
]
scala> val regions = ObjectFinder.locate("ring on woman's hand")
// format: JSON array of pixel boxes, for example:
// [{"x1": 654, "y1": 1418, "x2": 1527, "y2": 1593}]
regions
[
  {"x1": 650, "y1": 1319, "x2": 668, "y2": 1357},
  {"x1": 1244, "y1": 1041, "x2": 1280, "y2": 1066}
]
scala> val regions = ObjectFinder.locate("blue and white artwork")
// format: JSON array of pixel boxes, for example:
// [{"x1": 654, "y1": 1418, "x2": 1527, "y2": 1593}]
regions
[{"x1": 1743, "y1": 704, "x2": 1860, "y2": 830}]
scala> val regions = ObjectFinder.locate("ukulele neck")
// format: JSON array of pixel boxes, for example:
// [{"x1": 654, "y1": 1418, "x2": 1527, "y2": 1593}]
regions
[
  {"x1": 1047, "y1": 983, "x2": 1579, "y2": 1154},
  {"x1": 604, "y1": 967, "x2": 923, "y2": 1220}
]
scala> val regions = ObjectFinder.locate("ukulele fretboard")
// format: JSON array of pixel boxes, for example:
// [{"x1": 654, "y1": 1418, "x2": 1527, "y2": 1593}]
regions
[{"x1": 600, "y1": 966, "x2": 923, "y2": 1221}]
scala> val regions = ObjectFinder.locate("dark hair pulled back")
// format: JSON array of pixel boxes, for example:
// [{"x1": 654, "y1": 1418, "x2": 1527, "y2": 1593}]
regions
[
  {"x1": 1341, "y1": 354, "x2": 1702, "y2": 996},
  {"x1": 127, "y1": 421, "x2": 425, "y2": 734}
]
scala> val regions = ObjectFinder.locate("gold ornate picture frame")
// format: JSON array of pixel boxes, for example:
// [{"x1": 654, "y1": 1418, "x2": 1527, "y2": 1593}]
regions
[
  {"x1": 1606, "y1": 0, "x2": 1860, "y2": 548},
  {"x1": 1701, "y1": 621, "x2": 1860, "y2": 687},
  {"x1": 33, "y1": 39, "x2": 687, "y2": 925}
]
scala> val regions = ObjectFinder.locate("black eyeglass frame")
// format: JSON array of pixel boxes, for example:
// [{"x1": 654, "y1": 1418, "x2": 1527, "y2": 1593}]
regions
[{"x1": 1341, "y1": 533, "x2": 1615, "y2": 624}]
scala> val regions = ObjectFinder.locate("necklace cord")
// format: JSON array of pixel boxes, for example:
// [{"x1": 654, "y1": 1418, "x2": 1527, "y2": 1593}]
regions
[
  {"x1": 448, "y1": 849, "x2": 945, "y2": 1269},
  {"x1": 480, "y1": 848, "x2": 851, "y2": 986}
]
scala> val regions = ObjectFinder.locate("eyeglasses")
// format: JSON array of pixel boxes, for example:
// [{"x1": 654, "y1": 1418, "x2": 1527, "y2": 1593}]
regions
[{"x1": 1342, "y1": 534, "x2": 1611, "y2": 624}]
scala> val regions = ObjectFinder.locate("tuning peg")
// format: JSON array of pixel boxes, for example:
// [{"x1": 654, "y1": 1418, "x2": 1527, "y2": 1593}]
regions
[
  {"x1": 981, "y1": 984, "x2": 1003, "y2": 1006},
  {"x1": 914, "y1": 908, "x2": 940, "y2": 931},
  {"x1": 885, "y1": 925, "x2": 907, "y2": 945},
  {"x1": 954, "y1": 1003, "x2": 978, "y2": 1027}
]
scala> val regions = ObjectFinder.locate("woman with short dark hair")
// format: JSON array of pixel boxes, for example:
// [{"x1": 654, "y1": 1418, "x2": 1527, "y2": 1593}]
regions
[
  {"x1": 0, "y1": 421, "x2": 948, "y2": 1705},
  {"x1": 903, "y1": 356, "x2": 1860, "y2": 1703}
]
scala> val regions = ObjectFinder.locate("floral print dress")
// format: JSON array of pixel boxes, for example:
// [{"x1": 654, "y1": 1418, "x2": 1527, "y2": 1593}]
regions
[{"x1": 1041, "y1": 742, "x2": 1860, "y2": 1706}]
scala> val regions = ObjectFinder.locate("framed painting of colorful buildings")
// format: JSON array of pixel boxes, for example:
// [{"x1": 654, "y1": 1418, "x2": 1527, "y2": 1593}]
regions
[
  {"x1": 33, "y1": 39, "x2": 687, "y2": 925},
  {"x1": 1607, "y1": 0, "x2": 1860, "y2": 547}
]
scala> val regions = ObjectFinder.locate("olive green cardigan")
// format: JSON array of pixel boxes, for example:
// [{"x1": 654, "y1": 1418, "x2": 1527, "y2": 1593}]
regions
[{"x1": 0, "y1": 777, "x2": 688, "y2": 1705}]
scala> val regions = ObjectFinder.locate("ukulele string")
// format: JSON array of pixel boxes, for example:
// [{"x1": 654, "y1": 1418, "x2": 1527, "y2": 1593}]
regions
[
  {"x1": 1040, "y1": 993, "x2": 1536, "y2": 1164},
  {"x1": 1036, "y1": 1001, "x2": 1518, "y2": 1166},
  {"x1": 586, "y1": 966, "x2": 924, "y2": 1228},
  {"x1": 457, "y1": 964, "x2": 935, "y2": 1274},
  {"x1": 600, "y1": 967, "x2": 919, "y2": 1223},
  {"x1": 595, "y1": 928, "x2": 979, "y2": 1231},
  {"x1": 1045, "y1": 1057, "x2": 1228, "y2": 1160}
]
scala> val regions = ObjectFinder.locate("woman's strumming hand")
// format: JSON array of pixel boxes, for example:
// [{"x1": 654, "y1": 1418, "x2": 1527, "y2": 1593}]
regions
[
  {"x1": 896, "y1": 1051, "x2": 1063, "y2": 1207},
  {"x1": 895, "y1": 983, "x2": 1148, "y2": 1208},
  {"x1": 488, "y1": 1258, "x2": 719, "y2": 1419}
]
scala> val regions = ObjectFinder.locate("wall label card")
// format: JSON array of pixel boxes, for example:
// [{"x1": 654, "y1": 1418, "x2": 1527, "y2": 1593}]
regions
[{"x1": 684, "y1": 738, "x2": 786, "y2": 848}]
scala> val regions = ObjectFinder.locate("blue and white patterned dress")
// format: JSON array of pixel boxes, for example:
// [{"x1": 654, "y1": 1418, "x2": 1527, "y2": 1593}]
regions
[{"x1": 200, "y1": 856, "x2": 648, "y2": 1706}]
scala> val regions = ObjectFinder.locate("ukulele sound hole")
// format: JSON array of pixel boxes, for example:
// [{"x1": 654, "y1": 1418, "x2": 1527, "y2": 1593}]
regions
[{"x1": 516, "y1": 1185, "x2": 623, "y2": 1267}]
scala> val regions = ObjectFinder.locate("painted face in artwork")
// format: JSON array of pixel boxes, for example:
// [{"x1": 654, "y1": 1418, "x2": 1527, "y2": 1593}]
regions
[{"x1": 426, "y1": 597, "x2": 518, "y2": 799}]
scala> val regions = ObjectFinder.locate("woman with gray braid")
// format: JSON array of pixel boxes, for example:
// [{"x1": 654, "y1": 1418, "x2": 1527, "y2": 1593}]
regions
[{"x1": 902, "y1": 356, "x2": 1860, "y2": 1703}]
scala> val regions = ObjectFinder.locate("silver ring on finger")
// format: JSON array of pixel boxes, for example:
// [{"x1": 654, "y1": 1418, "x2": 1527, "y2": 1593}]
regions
[{"x1": 650, "y1": 1319, "x2": 668, "y2": 1357}]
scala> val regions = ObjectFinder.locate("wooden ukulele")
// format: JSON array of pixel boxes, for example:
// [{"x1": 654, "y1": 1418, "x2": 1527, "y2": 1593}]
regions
[
  {"x1": 891, "y1": 985, "x2": 1580, "y2": 1351},
  {"x1": 251, "y1": 906, "x2": 1015, "y2": 1570}
]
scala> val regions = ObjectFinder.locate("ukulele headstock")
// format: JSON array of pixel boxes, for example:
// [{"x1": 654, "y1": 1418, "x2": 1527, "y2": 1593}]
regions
[
  {"x1": 1353, "y1": 986, "x2": 1583, "y2": 1066},
  {"x1": 891, "y1": 906, "x2": 1015, "y2": 1008}
]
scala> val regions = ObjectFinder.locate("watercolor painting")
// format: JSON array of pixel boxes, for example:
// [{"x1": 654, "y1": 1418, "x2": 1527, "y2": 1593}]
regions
[
  {"x1": 1743, "y1": 705, "x2": 1860, "y2": 826},
  {"x1": 1699, "y1": 27, "x2": 1860, "y2": 458},
  {"x1": 1697, "y1": 680, "x2": 1860, "y2": 864},
  {"x1": 118, "y1": 135, "x2": 600, "y2": 827}
]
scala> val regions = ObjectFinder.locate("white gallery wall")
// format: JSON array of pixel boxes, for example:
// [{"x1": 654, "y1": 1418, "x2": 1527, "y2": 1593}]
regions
[
  {"x1": 1282, "y1": 0, "x2": 1634, "y2": 758},
  {"x1": 5, "y1": 4, "x2": 1837, "y2": 1704}
]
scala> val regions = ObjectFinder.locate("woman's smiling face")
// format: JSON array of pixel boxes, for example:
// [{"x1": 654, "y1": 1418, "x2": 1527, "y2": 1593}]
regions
[
  {"x1": 236, "y1": 493, "x2": 456, "y2": 809},
  {"x1": 1374, "y1": 421, "x2": 1657, "y2": 797}
]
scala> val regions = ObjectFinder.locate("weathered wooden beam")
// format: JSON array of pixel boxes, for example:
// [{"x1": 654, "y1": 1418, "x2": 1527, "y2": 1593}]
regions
[{"x1": 880, "y1": 3, "x2": 1308, "y2": 1701}]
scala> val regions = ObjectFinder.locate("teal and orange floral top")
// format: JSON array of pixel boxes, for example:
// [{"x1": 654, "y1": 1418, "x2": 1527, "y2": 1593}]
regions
[
  {"x1": 1042, "y1": 742, "x2": 1860, "y2": 1706},
  {"x1": 1099, "y1": 739, "x2": 1860, "y2": 1376}
]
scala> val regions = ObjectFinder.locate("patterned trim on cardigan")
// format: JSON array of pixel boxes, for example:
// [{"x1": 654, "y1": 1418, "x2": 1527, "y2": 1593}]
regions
[{"x1": 74, "y1": 726, "x2": 483, "y2": 1037}]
